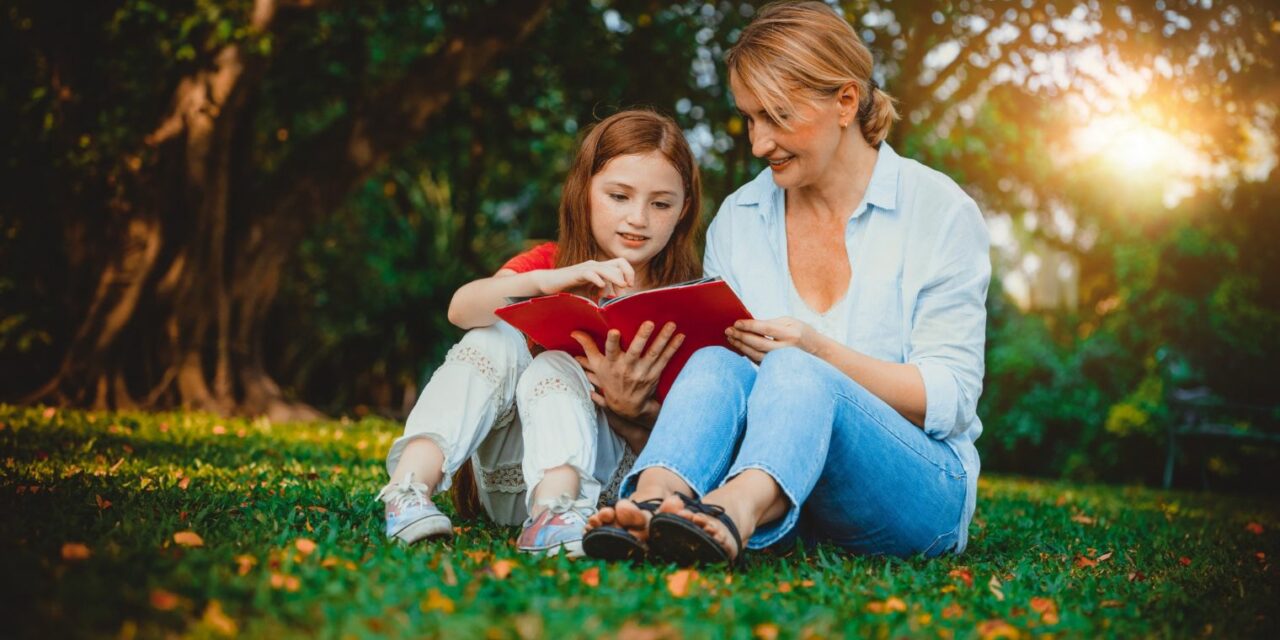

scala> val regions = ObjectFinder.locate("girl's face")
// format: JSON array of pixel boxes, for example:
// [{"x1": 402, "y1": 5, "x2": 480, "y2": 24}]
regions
[
  {"x1": 730, "y1": 73, "x2": 845, "y2": 190},
  {"x1": 588, "y1": 151, "x2": 685, "y2": 279}
]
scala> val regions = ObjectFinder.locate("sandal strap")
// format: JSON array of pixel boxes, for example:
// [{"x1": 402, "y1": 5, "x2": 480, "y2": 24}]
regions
[
  {"x1": 679, "y1": 497, "x2": 743, "y2": 557},
  {"x1": 603, "y1": 496, "x2": 665, "y2": 513}
]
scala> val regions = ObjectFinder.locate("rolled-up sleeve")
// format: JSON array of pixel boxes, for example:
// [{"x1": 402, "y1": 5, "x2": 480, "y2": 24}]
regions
[
  {"x1": 909, "y1": 198, "x2": 991, "y2": 440},
  {"x1": 702, "y1": 197, "x2": 735, "y2": 287}
]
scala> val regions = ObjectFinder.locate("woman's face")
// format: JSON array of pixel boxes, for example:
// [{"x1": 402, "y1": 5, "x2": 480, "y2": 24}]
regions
[
  {"x1": 588, "y1": 151, "x2": 685, "y2": 277},
  {"x1": 730, "y1": 73, "x2": 846, "y2": 190}
]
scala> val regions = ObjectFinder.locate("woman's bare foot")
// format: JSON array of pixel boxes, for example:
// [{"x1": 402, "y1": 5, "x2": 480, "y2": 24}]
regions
[
  {"x1": 585, "y1": 468, "x2": 697, "y2": 543},
  {"x1": 676, "y1": 490, "x2": 761, "y2": 562}
]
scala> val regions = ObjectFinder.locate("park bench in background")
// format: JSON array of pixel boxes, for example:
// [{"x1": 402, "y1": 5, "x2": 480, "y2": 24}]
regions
[{"x1": 1164, "y1": 386, "x2": 1280, "y2": 489}]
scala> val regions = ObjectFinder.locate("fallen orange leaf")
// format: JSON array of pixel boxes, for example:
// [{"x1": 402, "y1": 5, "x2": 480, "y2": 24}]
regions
[
  {"x1": 202, "y1": 599, "x2": 237, "y2": 636},
  {"x1": 42, "y1": 407, "x2": 56, "y2": 420},
  {"x1": 212, "y1": 425, "x2": 227, "y2": 435},
  {"x1": 753, "y1": 622, "x2": 779, "y2": 640},
  {"x1": 178, "y1": 477, "x2": 191, "y2": 491},
  {"x1": 1071, "y1": 513, "x2": 1096, "y2": 525},
  {"x1": 295, "y1": 538, "x2": 317, "y2": 556},
  {"x1": 777, "y1": 582, "x2": 792, "y2": 594},
  {"x1": 1246, "y1": 522, "x2": 1264, "y2": 535},
  {"x1": 150, "y1": 588, "x2": 180, "y2": 611},
  {"x1": 942, "y1": 603, "x2": 964, "y2": 619},
  {"x1": 490, "y1": 559, "x2": 516, "y2": 580},
  {"x1": 666, "y1": 569, "x2": 698, "y2": 597},
  {"x1": 1096, "y1": 551, "x2": 1113, "y2": 562},
  {"x1": 464, "y1": 550, "x2": 490, "y2": 563},
  {"x1": 173, "y1": 531, "x2": 204, "y2": 547},
  {"x1": 867, "y1": 596, "x2": 907, "y2": 614},
  {"x1": 95, "y1": 494, "x2": 112, "y2": 510},
  {"x1": 977, "y1": 619, "x2": 1021, "y2": 640},
  {"x1": 1074, "y1": 556, "x2": 1097, "y2": 569},
  {"x1": 580, "y1": 566, "x2": 600, "y2": 588},
  {"x1": 420, "y1": 588, "x2": 455, "y2": 613},
  {"x1": 234, "y1": 554, "x2": 256, "y2": 576},
  {"x1": 1029, "y1": 597, "x2": 1059, "y2": 625},
  {"x1": 61, "y1": 542, "x2": 91, "y2": 561},
  {"x1": 1179, "y1": 556, "x2": 1191, "y2": 566},
  {"x1": 949, "y1": 567, "x2": 974, "y2": 588}
]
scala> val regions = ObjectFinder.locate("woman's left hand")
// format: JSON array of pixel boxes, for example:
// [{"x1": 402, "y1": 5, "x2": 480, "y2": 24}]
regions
[
  {"x1": 725, "y1": 317, "x2": 818, "y2": 363},
  {"x1": 571, "y1": 321, "x2": 685, "y2": 421}
]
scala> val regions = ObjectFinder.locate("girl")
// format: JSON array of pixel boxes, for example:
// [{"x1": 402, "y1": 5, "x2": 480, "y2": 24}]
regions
[{"x1": 376, "y1": 109, "x2": 702, "y2": 557}]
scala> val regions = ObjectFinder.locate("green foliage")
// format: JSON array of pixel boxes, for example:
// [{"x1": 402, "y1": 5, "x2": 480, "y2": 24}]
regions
[{"x1": 2, "y1": 406, "x2": 1278, "y2": 637}]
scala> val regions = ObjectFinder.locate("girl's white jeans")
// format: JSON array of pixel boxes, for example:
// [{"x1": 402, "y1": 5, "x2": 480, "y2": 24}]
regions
[{"x1": 384, "y1": 321, "x2": 634, "y2": 526}]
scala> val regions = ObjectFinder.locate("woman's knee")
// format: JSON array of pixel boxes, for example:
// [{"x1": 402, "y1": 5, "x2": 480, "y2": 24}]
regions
[
  {"x1": 755, "y1": 347, "x2": 830, "y2": 395},
  {"x1": 676, "y1": 346, "x2": 755, "y2": 391},
  {"x1": 456, "y1": 322, "x2": 526, "y2": 365}
]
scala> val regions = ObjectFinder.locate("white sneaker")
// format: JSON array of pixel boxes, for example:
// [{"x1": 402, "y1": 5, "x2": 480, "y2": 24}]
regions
[
  {"x1": 516, "y1": 494, "x2": 596, "y2": 559},
  {"x1": 376, "y1": 472, "x2": 453, "y2": 544}
]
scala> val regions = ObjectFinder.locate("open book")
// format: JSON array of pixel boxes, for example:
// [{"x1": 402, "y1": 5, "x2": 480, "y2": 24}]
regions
[{"x1": 494, "y1": 277, "x2": 753, "y2": 400}]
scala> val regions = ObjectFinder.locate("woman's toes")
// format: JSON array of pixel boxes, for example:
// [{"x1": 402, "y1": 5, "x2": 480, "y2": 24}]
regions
[
  {"x1": 588, "y1": 507, "x2": 615, "y2": 529},
  {"x1": 657, "y1": 494, "x2": 686, "y2": 515}
]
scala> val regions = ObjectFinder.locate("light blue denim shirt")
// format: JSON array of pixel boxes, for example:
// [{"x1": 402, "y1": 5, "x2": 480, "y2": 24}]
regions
[{"x1": 704, "y1": 143, "x2": 991, "y2": 551}]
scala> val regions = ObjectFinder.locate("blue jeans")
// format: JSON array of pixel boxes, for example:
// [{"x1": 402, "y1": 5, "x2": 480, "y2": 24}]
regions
[{"x1": 620, "y1": 346, "x2": 968, "y2": 557}]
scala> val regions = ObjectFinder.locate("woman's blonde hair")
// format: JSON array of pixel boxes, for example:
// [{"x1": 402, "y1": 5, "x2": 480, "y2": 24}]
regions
[{"x1": 726, "y1": 1, "x2": 899, "y2": 146}]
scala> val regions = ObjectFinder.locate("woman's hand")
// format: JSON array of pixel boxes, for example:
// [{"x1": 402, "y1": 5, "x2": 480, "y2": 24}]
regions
[
  {"x1": 571, "y1": 321, "x2": 685, "y2": 420},
  {"x1": 534, "y1": 258, "x2": 636, "y2": 297},
  {"x1": 725, "y1": 317, "x2": 817, "y2": 363}
]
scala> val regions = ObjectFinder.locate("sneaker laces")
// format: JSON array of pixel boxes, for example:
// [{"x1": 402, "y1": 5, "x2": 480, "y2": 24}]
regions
[
  {"x1": 376, "y1": 471, "x2": 432, "y2": 511},
  {"x1": 535, "y1": 493, "x2": 596, "y2": 522}
]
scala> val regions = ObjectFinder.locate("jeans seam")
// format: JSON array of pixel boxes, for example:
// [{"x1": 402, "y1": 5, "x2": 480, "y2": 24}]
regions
[{"x1": 832, "y1": 388, "x2": 965, "y2": 479}]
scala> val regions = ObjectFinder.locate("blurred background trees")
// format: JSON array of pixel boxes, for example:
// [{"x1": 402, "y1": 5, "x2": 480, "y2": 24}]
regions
[{"x1": 3, "y1": 0, "x2": 1277, "y2": 489}]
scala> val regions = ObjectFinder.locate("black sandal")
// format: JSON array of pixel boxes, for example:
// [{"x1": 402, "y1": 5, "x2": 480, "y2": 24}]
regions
[
  {"x1": 581, "y1": 497, "x2": 663, "y2": 562},
  {"x1": 648, "y1": 493, "x2": 744, "y2": 567}
]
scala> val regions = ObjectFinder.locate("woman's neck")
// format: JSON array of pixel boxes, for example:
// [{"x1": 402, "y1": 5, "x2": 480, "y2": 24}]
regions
[{"x1": 789, "y1": 134, "x2": 879, "y2": 223}]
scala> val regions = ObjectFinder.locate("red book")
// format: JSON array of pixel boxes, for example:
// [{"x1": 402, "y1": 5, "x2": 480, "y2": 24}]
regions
[{"x1": 494, "y1": 277, "x2": 753, "y2": 400}]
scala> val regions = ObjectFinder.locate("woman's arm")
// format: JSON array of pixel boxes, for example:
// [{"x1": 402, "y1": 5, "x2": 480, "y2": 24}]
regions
[{"x1": 603, "y1": 409, "x2": 656, "y2": 453}]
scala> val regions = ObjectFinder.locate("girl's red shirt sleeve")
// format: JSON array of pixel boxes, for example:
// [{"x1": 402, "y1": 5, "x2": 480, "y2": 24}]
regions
[{"x1": 499, "y1": 242, "x2": 558, "y2": 273}]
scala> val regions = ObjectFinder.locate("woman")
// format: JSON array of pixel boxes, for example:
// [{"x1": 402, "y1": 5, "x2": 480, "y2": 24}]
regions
[{"x1": 584, "y1": 1, "x2": 990, "y2": 564}]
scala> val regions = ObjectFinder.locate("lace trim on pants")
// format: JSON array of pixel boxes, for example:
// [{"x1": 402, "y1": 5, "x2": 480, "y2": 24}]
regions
[
  {"x1": 599, "y1": 445, "x2": 638, "y2": 506},
  {"x1": 445, "y1": 344, "x2": 501, "y2": 386},
  {"x1": 477, "y1": 462, "x2": 526, "y2": 494},
  {"x1": 529, "y1": 376, "x2": 597, "y2": 418}
]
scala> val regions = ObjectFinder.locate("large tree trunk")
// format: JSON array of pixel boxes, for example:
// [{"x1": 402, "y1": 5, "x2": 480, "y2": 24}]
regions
[{"x1": 29, "y1": 0, "x2": 553, "y2": 420}]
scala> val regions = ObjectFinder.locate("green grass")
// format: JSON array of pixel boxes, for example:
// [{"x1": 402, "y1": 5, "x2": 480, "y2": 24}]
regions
[{"x1": 1, "y1": 405, "x2": 1277, "y2": 639}]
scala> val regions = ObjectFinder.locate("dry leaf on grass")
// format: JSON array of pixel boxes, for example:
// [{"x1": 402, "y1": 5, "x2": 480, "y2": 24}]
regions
[
  {"x1": 949, "y1": 567, "x2": 974, "y2": 588},
  {"x1": 988, "y1": 575, "x2": 1005, "y2": 601},
  {"x1": 61, "y1": 542, "x2": 91, "y2": 561},
  {"x1": 1029, "y1": 597, "x2": 1060, "y2": 625},
  {"x1": 580, "y1": 566, "x2": 600, "y2": 588},
  {"x1": 420, "y1": 588, "x2": 455, "y2": 613},
  {"x1": 490, "y1": 559, "x2": 516, "y2": 580},
  {"x1": 1246, "y1": 522, "x2": 1264, "y2": 535},
  {"x1": 665, "y1": 569, "x2": 698, "y2": 597},
  {"x1": 753, "y1": 623, "x2": 779, "y2": 639},
  {"x1": 866, "y1": 597, "x2": 907, "y2": 614},
  {"x1": 173, "y1": 531, "x2": 204, "y2": 547},
  {"x1": 202, "y1": 600, "x2": 237, "y2": 636},
  {"x1": 150, "y1": 589, "x2": 180, "y2": 611},
  {"x1": 977, "y1": 619, "x2": 1021, "y2": 640},
  {"x1": 234, "y1": 555, "x2": 256, "y2": 576},
  {"x1": 294, "y1": 538, "x2": 317, "y2": 556}
]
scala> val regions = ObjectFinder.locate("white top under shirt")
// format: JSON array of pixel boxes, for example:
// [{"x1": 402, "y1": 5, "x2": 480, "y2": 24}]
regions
[{"x1": 704, "y1": 143, "x2": 991, "y2": 552}]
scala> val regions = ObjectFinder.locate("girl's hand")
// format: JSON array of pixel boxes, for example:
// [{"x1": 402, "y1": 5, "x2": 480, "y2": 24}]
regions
[
  {"x1": 571, "y1": 321, "x2": 685, "y2": 420},
  {"x1": 725, "y1": 317, "x2": 817, "y2": 363},
  {"x1": 535, "y1": 258, "x2": 636, "y2": 297}
]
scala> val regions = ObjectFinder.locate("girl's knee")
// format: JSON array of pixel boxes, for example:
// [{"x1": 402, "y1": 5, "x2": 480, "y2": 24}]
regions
[{"x1": 516, "y1": 350, "x2": 587, "y2": 398}]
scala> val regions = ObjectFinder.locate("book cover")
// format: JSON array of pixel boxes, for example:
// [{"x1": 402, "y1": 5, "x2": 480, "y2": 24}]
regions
[{"x1": 494, "y1": 277, "x2": 753, "y2": 400}]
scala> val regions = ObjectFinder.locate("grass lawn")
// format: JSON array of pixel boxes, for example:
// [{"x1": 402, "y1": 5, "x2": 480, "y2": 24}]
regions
[{"x1": 2, "y1": 405, "x2": 1277, "y2": 639}]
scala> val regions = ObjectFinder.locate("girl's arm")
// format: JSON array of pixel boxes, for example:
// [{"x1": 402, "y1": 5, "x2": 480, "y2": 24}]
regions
[
  {"x1": 447, "y1": 258, "x2": 638, "y2": 329},
  {"x1": 447, "y1": 269, "x2": 543, "y2": 329}
]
